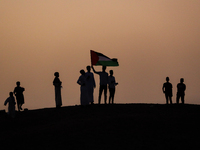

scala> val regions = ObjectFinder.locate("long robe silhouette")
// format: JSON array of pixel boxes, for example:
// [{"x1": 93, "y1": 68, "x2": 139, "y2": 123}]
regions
[
  {"x1": 77, "y1": 70, "x2": 89, "y2": 105},
  {"x1": 53, "y1": 72, "x2": 62, "y2": 108},
  {"x1": 85, "y1": 66, "x2": 96, "y2": 104}
]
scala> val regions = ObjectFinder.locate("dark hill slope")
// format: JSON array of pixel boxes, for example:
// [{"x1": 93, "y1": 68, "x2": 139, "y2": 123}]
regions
[{"x1": 1, "y1": 104, "x2": 200, "y2": 149}]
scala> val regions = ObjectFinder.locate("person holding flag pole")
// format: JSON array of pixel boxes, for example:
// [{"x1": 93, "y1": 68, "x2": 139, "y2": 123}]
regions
[
  {"x1": 90, "y1": 50, "x2": 119, "y2": 104},
  {"x1": 91, "y1": 65, "x2": 108, "y2": 104}
]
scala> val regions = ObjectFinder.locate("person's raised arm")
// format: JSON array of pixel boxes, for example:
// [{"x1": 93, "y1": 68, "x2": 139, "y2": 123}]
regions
[{"x1": 91, "y1": 65, "x2": 98, "y2": 74}]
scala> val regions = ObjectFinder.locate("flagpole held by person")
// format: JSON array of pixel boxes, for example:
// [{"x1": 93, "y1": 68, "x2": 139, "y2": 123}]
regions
[
  {"x1": 91, "y1": 65, "x2": 108, "y2": 104},
  {"x1": 90, "y1": 50, "x2": 119, "y2": 104}
]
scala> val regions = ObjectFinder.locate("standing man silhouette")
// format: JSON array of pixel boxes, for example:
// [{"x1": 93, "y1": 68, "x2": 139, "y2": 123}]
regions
[
  {"x1": 162, "y1": 77, "x2": 173, "y2": 104},
  {"x1": 85, "y1": 66, "x2": 96, "y2": 104},
  {"x1": 176, "y1": 78, "x2": 186, "y2": 104},
  {"x1": 13, "y1": 81, "x2": 25, "y2": 111},
  {"x1": 91, "y1": 66, "x2": 108, "y2": 104},
  {"x1": 53, "y1": 72, "x2": 62, "y2": 108}
]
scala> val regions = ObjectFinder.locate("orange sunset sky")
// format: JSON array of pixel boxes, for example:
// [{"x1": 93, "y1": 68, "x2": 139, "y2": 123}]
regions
[{"x1": 1, "y1": 1, "x2": 200, "y2": 110}]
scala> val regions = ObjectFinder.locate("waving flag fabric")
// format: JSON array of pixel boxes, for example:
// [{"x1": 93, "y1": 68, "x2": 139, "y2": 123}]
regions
[{"x1": 90, "y1": 50, "x2": 119, "y2": 66}]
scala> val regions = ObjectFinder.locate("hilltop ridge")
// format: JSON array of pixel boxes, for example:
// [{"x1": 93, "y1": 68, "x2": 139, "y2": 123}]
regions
[{"x1": 1, "y1": 104, "x2": 200, "y2": 149}]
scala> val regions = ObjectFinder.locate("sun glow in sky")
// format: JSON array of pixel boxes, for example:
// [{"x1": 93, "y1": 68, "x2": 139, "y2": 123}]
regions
[{"x1": 1, "y1": 0, "x2": 200, "y2": 110}]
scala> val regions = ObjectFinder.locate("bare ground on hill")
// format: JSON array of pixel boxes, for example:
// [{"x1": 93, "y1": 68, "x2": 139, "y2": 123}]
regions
[{"x1": 0, "y1": 104, "x2": 200, "y2": 150}]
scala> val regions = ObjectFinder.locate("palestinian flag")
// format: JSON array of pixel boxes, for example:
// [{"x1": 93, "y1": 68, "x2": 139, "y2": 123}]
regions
[{"x1": 90, "y1": 50, "x2": 119, "y2": 66}]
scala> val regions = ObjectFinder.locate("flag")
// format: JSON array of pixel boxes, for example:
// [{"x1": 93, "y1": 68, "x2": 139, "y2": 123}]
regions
[{"x1": 90, "y1": 50, "x2": 119, "y2": 66}]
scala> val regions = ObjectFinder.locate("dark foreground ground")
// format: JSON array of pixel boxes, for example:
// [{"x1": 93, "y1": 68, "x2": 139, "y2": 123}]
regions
[{"x1": 0, "y1": 104, "x2": 200, "y2": 150}]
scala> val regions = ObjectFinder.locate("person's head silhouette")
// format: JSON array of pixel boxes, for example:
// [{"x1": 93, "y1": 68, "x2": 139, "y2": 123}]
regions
[
  {"x1": 86, "y1": 66, "x2": 91, "y2": 72},
  {"x1": 80, "y1": 69, "x2": 85, "y2": 75},
  {"x1": 9, "y1": 92, "x2": 13, "y2": 97},
  {"x1": 54, "y1": 72, "x2": 59, "y2": 77},
  {"x1": 16, "y1": 81, "x2": 20, "y2": 87},
  {"x1": 110, "y1": 70, "x2": 113, "y2": 76},
  {"x1": 180, "y1": 78, "x2": 184, "y2": 83},
  {"x1": 166, "y1": 77, "x2": 169, "y2": 82},
  {"x1": 102, "y1": 66, "x2": 107, "y2": 72}
]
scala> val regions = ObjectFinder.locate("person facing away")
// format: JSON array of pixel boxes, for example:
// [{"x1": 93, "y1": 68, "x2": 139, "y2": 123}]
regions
[
  {"x1": 108, "y1": 70, "x2": 118, "y2": 104},
  {"x1": 176, "y1": 78, "x2": 186, "y2": 104},
  {"x1": 162, "y1": 77, "x2": 173, "y2": 104},
  {"x1": 13, "y1": 81, "x2": 25, "y2": 111},
  {"x1": 85, "y1": 66, "x2": 96, "y2": 105},
  {"x1": 91, "y1": 65, "x2": 108, "y2": 104},
  {"x1": 4, "y1": 92, "x2": 16, "y2": 118},
  {"x1": 77, "y1": 69, "x2": 89, "y2": 106},
  {"x1": 53, "y1": 72, "x2": 62, "y2": 108}
]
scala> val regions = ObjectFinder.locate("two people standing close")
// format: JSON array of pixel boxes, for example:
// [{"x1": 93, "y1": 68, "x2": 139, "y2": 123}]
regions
[
  {"x1": 77, "y1": 66, "x2": 96, "y2": 106},
  {"x1": 77, "y1": 65, "x2": 118, "y2": 105},
  {"x1": 92, "y1": 66, "x2": 108, "y2": 104},
  {"x1": 77, "y1": 65, "x2": 118, "y2": 106},
  {"x1": 162, "y1": 77, "x2": 186, "y2": 104},
  {"x1": 92, "y1": 66, "x2": 118, "y2": 105},
  {"x1": 4, "y1": 81, "x2": 25, "y2": 118}
]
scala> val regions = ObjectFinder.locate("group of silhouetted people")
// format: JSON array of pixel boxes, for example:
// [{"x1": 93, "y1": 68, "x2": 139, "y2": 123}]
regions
[
  {"x1": 77, "y1": 65, "x2": 118, "y2": 106},
  {"x1": 162, "y1": 77, "x2": 186, "y2": 104},
  {"x1": 4, "y1": 66, "x2": 118, "y2": 117},
  {"x1": 4, "y1": 73, "x2": 188, "y2": 118},
  {"x1": 53, "y1": 65, "x2": 118, "y2": 108},
  {"x1": 4, "y1": 81, "x2": 25, "y2": 118},
  {"x1": 77, "y1": 66, "x2": 96, "y2": 105}
]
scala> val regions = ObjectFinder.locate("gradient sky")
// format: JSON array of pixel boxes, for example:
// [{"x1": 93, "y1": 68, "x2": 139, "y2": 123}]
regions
[{"x1": 1, "y1": 0, "x2": 200, "y2": 110}]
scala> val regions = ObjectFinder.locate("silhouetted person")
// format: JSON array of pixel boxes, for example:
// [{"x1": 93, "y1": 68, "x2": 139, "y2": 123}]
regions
[
  {"x1": 85, "y1": 66, "x2": 96, "y2": 104},
  {"x1": 108, "y1": 70, "x2": 118, "y2": 104},
  {"x1": 53, "y1": 72, "x2": 62, "y2": 108},
  {"x1": 13, "y1": 81, "x2": 25, "y2": 111},
  {"x1": 4, "y1": 92, "x2": 16, "y2": 118},
  {"x1": 92, "y1": 66, "x2": 108, "y2": 104},
  {"x1": 77, "y1": 69, "x2": 89, "y2": 106},
  {"x1": 176, "y1": 78, "x2": 186, "y2": 104},
  {"x1": 162, "y1": 77, "x2": 173, "y2": 104}
]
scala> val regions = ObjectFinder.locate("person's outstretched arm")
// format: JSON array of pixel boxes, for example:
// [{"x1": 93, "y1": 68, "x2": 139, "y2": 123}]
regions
[
  {"x1": 4, "y1": 98, "x2": 8, "y2": 106},
  {"x1": 114, "y1": 77, "x2": 118, "y2": 86},
  {"x1": 91, "y1": 66, "x2": 98, "y2": 74}
]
